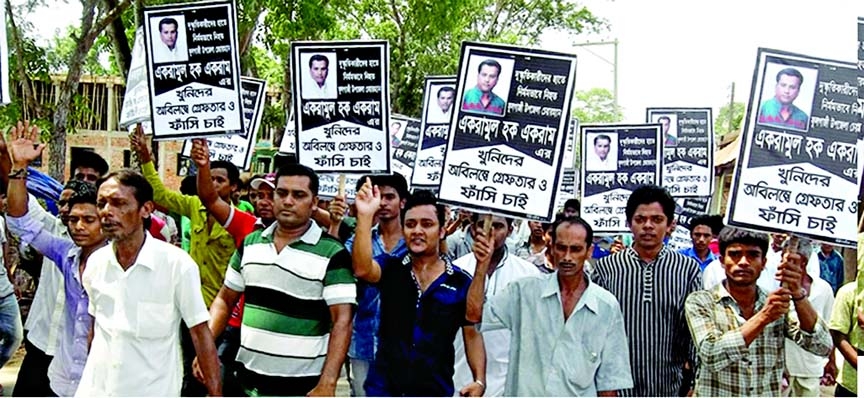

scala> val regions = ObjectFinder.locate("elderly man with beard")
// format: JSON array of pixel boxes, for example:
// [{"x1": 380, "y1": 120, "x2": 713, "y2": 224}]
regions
[{"x1": 352, "y1": 184, "x2": 485, "y2": 397}]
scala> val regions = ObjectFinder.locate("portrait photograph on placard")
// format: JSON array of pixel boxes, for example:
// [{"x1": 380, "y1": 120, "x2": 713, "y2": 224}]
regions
[
  {"x1": 425, "y1": 84, "x2": 456, "y2": 124},
  {"x1": 459, "y1": 56, "x2": 515, "y2": 118},
  {"x1": 755, "y1": 62, "x2": 818, "y2": 133},
  {"x1": 585, "y1": 132, "x2": 618, "y2": 172},
  {"x1": 651, "y1": 113, "x2": 678, "y2": 147},
  {"x1": 148, "y1": 15, "x2": 188, "y2": 64},
  {"x1": 299, "y1": 52, "x2": 338, "y2": 100}
]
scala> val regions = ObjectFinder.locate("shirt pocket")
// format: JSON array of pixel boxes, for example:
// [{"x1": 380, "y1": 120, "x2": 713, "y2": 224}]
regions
[
  {"x1": 136, "y1": 302, "x2": 174, "y2": 339},
  {"x1": 566, "y1": 340, "x2": 602, "y2": 390}
]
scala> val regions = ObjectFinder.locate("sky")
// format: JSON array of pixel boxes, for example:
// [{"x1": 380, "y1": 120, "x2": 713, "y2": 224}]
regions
[
  {"x1": 541, "y1": 0, "x2": 864, "y2": 122},
  {"x1": 19, "y1": 0, "x2": 864, "y2": 124}
]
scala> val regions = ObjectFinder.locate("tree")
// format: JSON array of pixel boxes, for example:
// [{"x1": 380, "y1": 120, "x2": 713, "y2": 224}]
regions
[
  {"x1": 571, "y1": 87, "x2": 622, "y2": 124},
  {"x1": 714, "y1": 101, "x2": 745, "y2": 137}
]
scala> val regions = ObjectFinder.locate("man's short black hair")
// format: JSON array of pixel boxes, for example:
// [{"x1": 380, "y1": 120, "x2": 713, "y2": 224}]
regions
[
  {"x1": 690, "y1": 215, "x2": 713, "y2": 232},
  {"x1": 776, "y1": 68, "x2": 804, "y2": 85},
  {"x1": 594, "y1": 134, "x2": 611, "y2": 146},
  {"x1": 309, "y1": 54, "x2": 329, "y2": 68},
  {"x1": 469, "y1": 213, "x2": 513, "y2": 229},
  {"x1": 356, "y1": 173, "x2": 410, "y2": 200},
  {"x1": 437, "y1": 86, "x2": 455, "y2": 97},
  {"x1": 210, "y1": 160, "x2": 240, "y2": 186},
  {"x1": 179, "y1": 175, "x2": 197, "y2": 196},
  {"x1": 67, "y1": 183, "x2": 98, "y2": 208},
  {"x1": 625, "y1": 184, "x2": 675, "y2": 224},
  {"x1": 718, "y1": 226, "x2": 769, "y2": 258},
  {"x1": 550, "y1": 215, "x2": 594, "y2": 247},
  {"x1": 564, "y1": 199, "x2": 580, "y2": 210},
  {"x1": 159, "y1": 18, "x2": 178, "y2": 32},
  {"x1": 274, "y1": 163, "x2": 319, "y2": 196},
  {"x1": 707, "y1": 214, "x2": 725, "y2": 236},
  {"x1": 97, "y1": 168, "x2": 153, "y2": 208},
  {"x1": 72, "y1": 151, "x2": 109, "y2": 177},
  {"x1": 477, "y1": 59, "x2": 502, "y2": 75},
  {"x1": 402, "y1": 189, "x2": 444, "y2": 227}
]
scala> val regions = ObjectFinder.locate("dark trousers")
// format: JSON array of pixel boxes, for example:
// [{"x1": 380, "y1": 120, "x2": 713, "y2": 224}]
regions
[
  {"x1": 216, "y1": 325, "x2": 243, "y2": 397},
  {"x1": 181, "y1": 322, "x2": 207, "y2": 397},
  {"x1": 835, "y1": 384, "x2": 856, "y2": 397},
  {"x1": 12, "y1": 334, "x2": 54, "y2": 397},
  {"x1": 238, "y1": 366, "x2": 319, "y2": 397}
]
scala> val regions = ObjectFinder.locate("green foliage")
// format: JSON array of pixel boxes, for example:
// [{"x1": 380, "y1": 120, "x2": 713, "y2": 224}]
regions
[
  {"x1": 571, "y1": 87, "x2": 622, "y2": 124},
  {"x1": 247, "y1": 45, "x2": 283, "y2": 87},
  {"x1": 44, "y1": 27, "x2": 114, "y2": 75},
  {"x1": 714, "y1": 101, "x2": 745, "y2": 136}
]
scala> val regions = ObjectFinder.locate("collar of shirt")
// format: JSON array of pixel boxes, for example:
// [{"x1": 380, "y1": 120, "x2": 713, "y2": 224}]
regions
[
  {"x1": 624, "y1": 245, "x2": 670, "y2": 265},
  {"x1": 712, "y1": 281, "x2": 768, "y2": 310},
  {"x1": 402, "y1": 253, "x2": 455, "y2": 276},
  {"x1": 540, "y1": 272, "x2": 599, "y2": 314},
  {"x1": 108, "y1": 232, "x2": 158, "y2": 270},
  {"x1": 259, "y1": 220, "x2": 321, "y2": 245}
]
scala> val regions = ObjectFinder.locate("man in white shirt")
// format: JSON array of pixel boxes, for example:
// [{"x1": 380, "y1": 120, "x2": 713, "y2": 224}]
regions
[
  {"x1": 452, "y1": 214, "x2": 540, "y2": 396},
  {"x1": 427, "y1": 86, "x2": 455, "y2": 124},
  {"x1": 303, "y1": 54, "x2": 336, "y2": 99},
  {"x1": 586, "y1": 134, "x2": 615, "y2": 171},
  {"x1": 152, "y1": 17, "x2": 186, "y2": 63},
  {"x1": 783, "y1": 238, "x2": 836, "y2": 396},
  {"x1": 77, "y1": 169, "x2": 221, "y2": 396}
]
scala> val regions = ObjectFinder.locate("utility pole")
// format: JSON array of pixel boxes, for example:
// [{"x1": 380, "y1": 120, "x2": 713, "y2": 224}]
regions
[
  {"x1": 571, "y1": 39, "x2": 619, "y2": 106},
  {"x1": 728, "y1": 82, "x2": 735, "y2": 134}
]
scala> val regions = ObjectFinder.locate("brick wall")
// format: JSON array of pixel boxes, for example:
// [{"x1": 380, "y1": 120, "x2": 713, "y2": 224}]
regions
[{"x1": 35, "y1": 130, "x2": 186, "y2": 191}]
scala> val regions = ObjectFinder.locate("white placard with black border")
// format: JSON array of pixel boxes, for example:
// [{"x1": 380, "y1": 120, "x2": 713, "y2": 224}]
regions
[
  {"x1": 291, "y1": 40, "x2": 390, "y2": 174},
  {"x1": 726, "y1": 48, "x2": 862, "y2": 247},
  {"x1": 580, "y1": 124, "x2": 663, "y2": 234},
  {"x1": 437, "y1": 42, "x2": 577, "y2": 221},
  {"x1": 143, "y1": 0, "x2": 244, "y2": 140},
  {"x1": 180, "y1": 77, "x2": 266, "y2": 170},
  {"x1": 390, "y1": 114, "x2": 421, "y2": 186},
  {"x1": 647, "y1": 107, "x2": 715, "y2": 197},
  {"x1": 413, "y1": 76, "x2": 457, "y2": 188},
  {"x1": 120, "y1": 28, "x2": 150, "y2": 128}
]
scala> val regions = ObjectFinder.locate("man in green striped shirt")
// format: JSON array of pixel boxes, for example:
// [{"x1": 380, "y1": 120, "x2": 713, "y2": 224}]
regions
[{"x1": 202, "y1": 164, "x2": 356, "y2": 396}]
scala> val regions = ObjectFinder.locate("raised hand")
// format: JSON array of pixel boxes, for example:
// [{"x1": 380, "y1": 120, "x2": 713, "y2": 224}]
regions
[
  {"x1": 354, "y1": 177, "x2": 381, "y2": 218},
  {"x1": 190, "y1": 139, "x2": 210, "y2": 167},
  {"x1": 7, "y1": 120, "x2": 45, "y2": 168},
  {"x1": 472, "y1": 224, "x2": 493, "y2": 268},
  {"x1": 329, "y1": 195, "x2": 348, "y2": 224},
  {"x1": 130, "y1": 123, "x2": 152, "y2": 164}
]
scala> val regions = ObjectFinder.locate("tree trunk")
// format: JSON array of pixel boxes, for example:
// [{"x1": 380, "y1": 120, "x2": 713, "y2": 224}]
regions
[
  {"x1": 274, "y1": 56, "x2": 292, "y2": 148},
  {"x1": 5, "y1": 0, "x2": 45, "y2": 120},
  {"x1": 50, "y1": 0, "x2": 132, "y2": 180},
  {"x1": 104, "y1": 0, "x2": 132, "y2": 79}
]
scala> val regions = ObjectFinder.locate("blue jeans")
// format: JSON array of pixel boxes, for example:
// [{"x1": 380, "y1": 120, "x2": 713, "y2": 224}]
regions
[{"x1": 0, "y1": 293, "x2": 23, "y2": 367}]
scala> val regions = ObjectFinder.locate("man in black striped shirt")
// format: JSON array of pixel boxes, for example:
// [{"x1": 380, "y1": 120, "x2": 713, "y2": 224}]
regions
[{"x1": 593, "y1": 185, "x2": 702, "y2": 396}]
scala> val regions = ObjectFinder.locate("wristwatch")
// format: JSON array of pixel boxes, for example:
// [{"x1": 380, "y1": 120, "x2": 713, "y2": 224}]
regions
[{"x1": 791, "y1": 288, "x2": 807, "y2": 301}]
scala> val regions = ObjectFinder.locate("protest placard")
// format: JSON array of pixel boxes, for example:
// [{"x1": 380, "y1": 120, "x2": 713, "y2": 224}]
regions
[
  {"x1": 390, "y1": 114, "x2": 420, "y2": 185},
  {"x1": 291, "y1": 40, "x2": 390, "y2": 174},
  {"x1": 180, "y1": 77, "x2": 265, "y2": 170},
  {"x1": 413, "y1": 76, "x2": 456, "y2": 188},
  {"x1": 580, "y1": 124, "x2": 662, "y2": 234},
  {"x1": 726, "y1": 48, "x2": 862, "y2": 246},
  {"x1": 436, "y1": 42, "x2": 577, "y2": 221},
  {"x1": 647, "y1": 108, "x2": 714, "y2": 197},
  {"x1": 144, "y1": 0, "x2": 244, "y2": 139}
]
